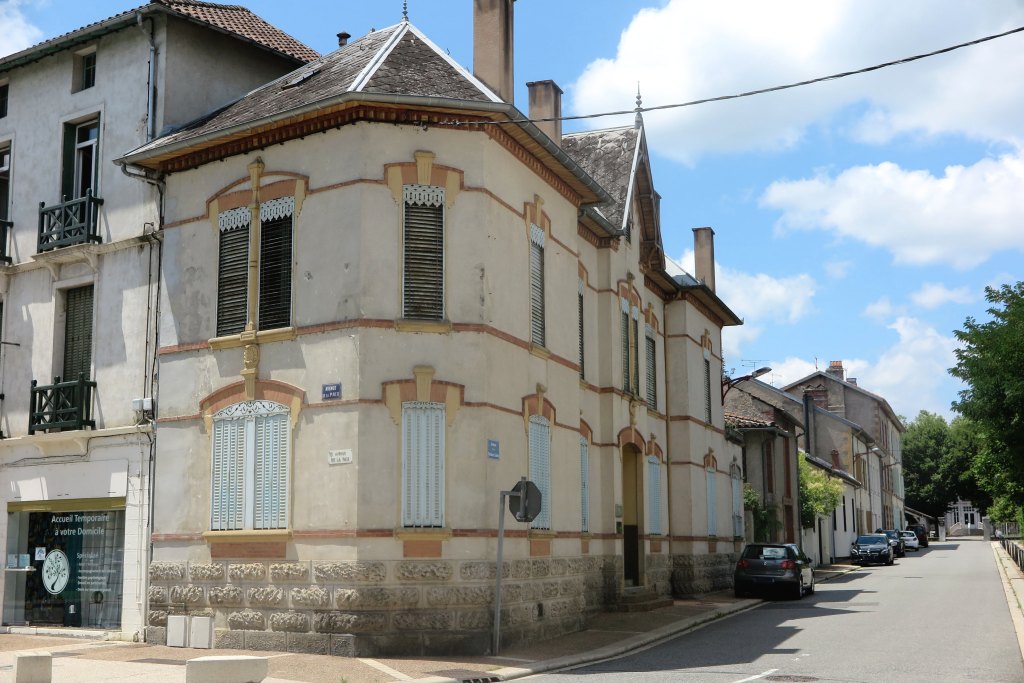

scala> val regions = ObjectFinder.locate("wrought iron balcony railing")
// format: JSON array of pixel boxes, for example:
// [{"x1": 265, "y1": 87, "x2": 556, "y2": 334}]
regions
[
  {"x1": 0, "y1": 218, "x2": 11, "y2": 263},
  {"x1": 29, "y1": 374, "x2": 96, "y2": 434},
  {"x1": 37, "y1": 191, "x2": 103, "y2": 253}
]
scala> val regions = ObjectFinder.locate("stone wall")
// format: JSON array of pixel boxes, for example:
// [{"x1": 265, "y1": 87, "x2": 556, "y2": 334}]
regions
[
  {"x1": 146, "y1": 554, "x2": 614, "y2": 656},
  {"x1": 670, "y1": 552, "x2": 739, "y2": 596}
]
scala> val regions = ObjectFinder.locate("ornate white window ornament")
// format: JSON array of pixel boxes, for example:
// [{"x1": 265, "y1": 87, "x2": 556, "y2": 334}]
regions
[
  {"x1": 403, "y1": 184, "x2": 445, "y2": 207},
  {"x1": 529, "y1": 223, "x2": 545, "y2": 247},
  {"x1": 214, "y1": 400, "x2": 289, "y2": 420},
  {"x1": 218, "y1": 206, "x2": 251, "y2": 233},
  {"x1": 260, "y1": 196, "x2": 295, "y2": 223}
]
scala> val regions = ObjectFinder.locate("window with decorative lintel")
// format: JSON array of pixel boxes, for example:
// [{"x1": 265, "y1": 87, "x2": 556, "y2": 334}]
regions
[{"x1": 402, "y1": 184, "x2": 445, "y2": 320}]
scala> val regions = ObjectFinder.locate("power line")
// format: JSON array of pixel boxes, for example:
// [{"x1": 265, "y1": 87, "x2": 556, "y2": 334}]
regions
[{"x1": 444, "y1": 23, "x2": 1024, "y2": 127}]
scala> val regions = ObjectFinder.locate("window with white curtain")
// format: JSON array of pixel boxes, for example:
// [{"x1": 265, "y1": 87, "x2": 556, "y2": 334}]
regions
[
  {"x1": 211, "y1": 400, "x2": 290, "y2": 530},
  {"x1": 402, "y1": 401, "x2": 445, "y2": 527}
]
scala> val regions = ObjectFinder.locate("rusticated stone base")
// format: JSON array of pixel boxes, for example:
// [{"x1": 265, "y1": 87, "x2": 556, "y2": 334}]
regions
[{"x1": 670, "y1": 551, "x2": 740, "y2": 595}]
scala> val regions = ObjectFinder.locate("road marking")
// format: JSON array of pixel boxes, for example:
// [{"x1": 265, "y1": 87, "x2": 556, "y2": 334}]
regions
[
  {"x1": 357, "y1": 658, "x2": 414, "y2": 680},
  {"x1": 732, "y1": 669, "x2": 777, "y2": 682}
]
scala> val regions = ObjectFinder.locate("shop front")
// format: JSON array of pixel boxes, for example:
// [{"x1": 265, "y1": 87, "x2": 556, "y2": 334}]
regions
[{"x1": 4, "y1": 503, "x2": 126, "y2": 629}]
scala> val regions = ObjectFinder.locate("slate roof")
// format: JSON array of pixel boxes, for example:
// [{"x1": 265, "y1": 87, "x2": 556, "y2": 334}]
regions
[
  {"x1": 0, "y1": 1, "x2": 318, "y2": 74},
  {"x1": 128, "y1": 20, "x2": 501, "y2": 157},
  {"x1": 784, "y1": 370, "x2": 904, "y2": 431},
  {"x1": 562, "y1": 126, "x2": 639, "y2": 231},
  {"x1": 724, "y1": 411, "x2": 773, "y2": 429}
]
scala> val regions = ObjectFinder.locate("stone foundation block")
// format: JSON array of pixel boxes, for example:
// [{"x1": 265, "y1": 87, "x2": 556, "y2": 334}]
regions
[
  {"x1": 170, "y1": 585, "x2": 205, "y2": 605},
  {"x1": 335, "y1": 586, "x2": 419, "y2": 609},
  {"x1": 208, "y1": 585, "x2": 244, "y2": 606},
  {"x1": 244, "y1": 631, "x2": 287, "y2": 652},
  {"x1": 145, "y1": 626, "x2": 167, "y2": 645},
  {"x1": 313, "y1": 561, "x2": 386, "y2": 583},
  {"x1": 247, "y1": 585, "x2": 283, "y2": 606},
  {"x1": 392, "y1": 610, "x2": 452, "y2": 630},
  {"x1": 228, "y1": 609, "x2": 265, "y2": 631},
  {"x1": 148, "y1": 585, "x2": 168, "y2": 605},
  {"x1": 313, "y1": 611, "x2": 387, "y2": 634},
  {"x1": 291, "y1": 585, "x2": 331, "y2": 607},
  {"x1": 459, "y1": 560, "x2": 508, "y2": 580},
  {"x1": 395, "y1": 561, "x2": 453, "y2": 582},
  {"x1": 269, "y1": 611, "x2": 309, "y2": 633},
  {"x1": 286, "y1": 632, "x2": 330, "y2": 654},
  {"x1": 148, "y1": 610, "x2": 168, "y2": 627},
  {"x1": 330, "y1": 634, "x2": 356, "y2": 657},
  {"x1": 424, "y1": 585, "x2": 492, "y2": 607},
  {"x1": 511, "y1": 559, "x2": 531, "y2": 578},
  {"x1": 189, "y1": 563, "x2": 225, "y2": 581},
  {"x1": 150, "y1": 562, "x2": 186, "y2": 581},
  {"x1": 271, "y1": 562, "x2": 309, "y2": 582},
  {"x1": 13, "y1": 652, "x2": 51, "y2": 683},
  {"x1": 228, "y1": 563, "x2": 266, "y2": 582},
  {"x1": 214, "y1": 629, "x2": 244, "y2": 650}
]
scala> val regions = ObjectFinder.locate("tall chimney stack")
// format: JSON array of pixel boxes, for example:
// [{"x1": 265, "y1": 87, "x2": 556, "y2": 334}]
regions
[
  {"x1": 826, "y1": 360, "x2": 845, "y2": 381},
  {"x1": 474, "y1": 0, "x2": 514, "y2": 103},
  {"x1": 527, "y1": 80, "x2": 562, "y2": 146},
  {"x1": 692, "y1": 227, "x2": 716, "y2": 292}
]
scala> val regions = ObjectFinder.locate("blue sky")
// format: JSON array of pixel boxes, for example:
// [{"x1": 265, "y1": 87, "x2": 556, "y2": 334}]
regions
[{"x1": 4, "y1": 0, "x2": 1022, "y2": 423}]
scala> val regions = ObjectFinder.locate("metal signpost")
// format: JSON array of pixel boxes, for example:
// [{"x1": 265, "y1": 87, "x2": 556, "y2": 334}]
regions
[{"x1": 493, "y1": 477, "x2": 541, "y2": 655}]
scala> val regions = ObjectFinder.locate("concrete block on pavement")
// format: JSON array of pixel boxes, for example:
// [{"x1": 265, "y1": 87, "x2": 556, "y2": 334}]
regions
[
  {"x1": 13, "y1": 652, "x2": 51, "y2": 683},
  {"x1": 185, "y1": 655, "x2": 268, "y2": 683}
]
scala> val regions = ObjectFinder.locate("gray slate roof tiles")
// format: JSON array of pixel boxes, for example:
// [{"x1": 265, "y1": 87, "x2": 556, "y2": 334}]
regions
[{"x1": 562, "y1": 126, "x2": 639, "y2": 231}]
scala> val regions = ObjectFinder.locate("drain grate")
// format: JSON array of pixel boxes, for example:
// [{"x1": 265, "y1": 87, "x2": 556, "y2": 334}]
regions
[{"x1": 431, "y1": 670, "x2": 500, "y2": 683}]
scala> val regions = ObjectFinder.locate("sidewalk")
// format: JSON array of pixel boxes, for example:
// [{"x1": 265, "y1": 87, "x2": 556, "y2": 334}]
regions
[{"x1": 0, "y1": 564, "x2": 858, "y2": 683}]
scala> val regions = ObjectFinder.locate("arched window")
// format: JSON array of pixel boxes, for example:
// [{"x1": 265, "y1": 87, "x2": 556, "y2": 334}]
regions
[{"x1": 211, "y1": 400, "x2": 290, "y2": 530}]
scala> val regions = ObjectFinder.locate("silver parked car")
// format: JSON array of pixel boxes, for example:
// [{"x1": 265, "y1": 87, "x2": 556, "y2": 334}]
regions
[
  {"x1": 900, "y1": 529, "x2": 920, "y2": 551},
  {"x1": 734, "y1": 543, "x2": 815, "y2": 599}
]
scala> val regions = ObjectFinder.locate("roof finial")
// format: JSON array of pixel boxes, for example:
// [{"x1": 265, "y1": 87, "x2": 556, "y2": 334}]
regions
[
  {"x1": 402, "y1": 0, "x2": 408, "y2": 22},
  {"x1": 634, "y1": 82, "x2": 643, "y2": 129}
]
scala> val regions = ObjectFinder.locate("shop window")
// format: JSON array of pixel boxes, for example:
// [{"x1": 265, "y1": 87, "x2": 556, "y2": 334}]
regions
[
  {"x1": 528, "y1": 415, "x2": 551, "y2": 530},
  {"x1": 211, "y1": 400, "x2": 290, "y2": 530},
  {"x1": 401, "y1": 401, "x2": 445, "y2": 527},
  {"x1": 402, "y1": 185, "x2": 444, "y2": 320}
]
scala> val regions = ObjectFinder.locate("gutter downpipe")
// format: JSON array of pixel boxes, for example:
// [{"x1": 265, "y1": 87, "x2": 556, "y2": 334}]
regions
[{"x1": 136, "y1": 13, "x2": 156, "y2": 142}]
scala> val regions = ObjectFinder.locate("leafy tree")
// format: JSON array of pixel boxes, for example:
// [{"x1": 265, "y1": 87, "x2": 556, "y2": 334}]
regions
[
  {"x1": 798, "y1": 455, "x2": 843, "y2": 528},
  {"x1": 902, "y1": 411, "x2": 952, "y2": 519},
  {"x1": 951, "y1": 282, "x2": 1024, "y2": 523},
  {"x1": 743, "y1": 483, "x2": 780, "y2": 542}
]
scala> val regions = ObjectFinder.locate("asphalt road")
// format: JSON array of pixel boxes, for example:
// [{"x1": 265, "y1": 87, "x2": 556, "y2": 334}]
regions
[{"x1": 529, "y1": 538, "x2": 1023, "y2": 683}]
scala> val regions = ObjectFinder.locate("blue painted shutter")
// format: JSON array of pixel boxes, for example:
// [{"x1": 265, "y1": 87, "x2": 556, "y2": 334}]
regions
[
  {"x1": 254, "y1": 412, "x2": 289, "y2": 529},
  {"x1": 580, "y1": 437, "x2": 590, "y2": 533},
  {"x1": 212, "y1": 417, "x2": 245, "y2": 530},
  {"x1": 647, "y1": 456, "x2": 661, "y2": 535},
  {"x1": 529, "y1": 415, "x2": 551, "y2": 530},
  {"x1": 402, "y1": 402, "x2": 445, "y2": 527}
]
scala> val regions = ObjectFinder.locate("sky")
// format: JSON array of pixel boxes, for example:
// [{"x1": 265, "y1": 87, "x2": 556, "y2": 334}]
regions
[{"x1": 3, "y1": 0, "x2": 1021, "y2": 424}]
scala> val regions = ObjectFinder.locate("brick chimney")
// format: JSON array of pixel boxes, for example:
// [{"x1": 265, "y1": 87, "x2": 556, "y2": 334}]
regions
[
  {"x1": 826, "y1": 360, "x2": 845, "y2": 381},
  {"x1": 692, "y1": 227, "x2": 716, "y2": 292},
  {"x1": 527, "y1": 80, "x2": 562, "y2": 146},
  {"x1": 474, "y1": 0, "x2": 514, "y2": 103}
]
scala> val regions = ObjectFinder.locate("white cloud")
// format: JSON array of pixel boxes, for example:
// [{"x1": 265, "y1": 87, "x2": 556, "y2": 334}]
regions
[
  {"x1": 571, "y1": 0, "x2": 1024, "y2": 163},
  {"x1": 760, "y1": 151, "x2": 1024, "y2": 269},
  {"x1": 763, "y1": 357, "x2": 817, "y2": 389},
  {"x1": 909, "y1": 282, "x2": 976, "y2": 309},
  {"x1": 863, "y1": 296, "x2": 897, "y2": 321},
  {"x1": 0, "y1": 1, "x2": 43, "y2": 58},
  {"x1": 824, "y1": 260, "x2": 853, "y2": 280}
]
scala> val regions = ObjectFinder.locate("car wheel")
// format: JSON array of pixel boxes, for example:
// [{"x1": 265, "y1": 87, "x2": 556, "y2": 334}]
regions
[
  {"x1": 793, "y1": 577, "x2": 804, "y2": 600},
  {"x1": 887, "y1": 553, "x2": 894, "y2": 566},
  {"x1": 806, "y1": 575, "x2": 815, "y2": 595}
]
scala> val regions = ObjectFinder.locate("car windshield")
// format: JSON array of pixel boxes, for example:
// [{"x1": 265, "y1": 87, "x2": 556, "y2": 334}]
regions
[
  {"x1": 856, "y1": 535, "x2": 886, "y2": 544},
  {"x1": 901, "y1": 532, "x2": 916, "y2": 538},
  {"x1": 742, "y1": 545, "x2": 789, "y2": 560}
]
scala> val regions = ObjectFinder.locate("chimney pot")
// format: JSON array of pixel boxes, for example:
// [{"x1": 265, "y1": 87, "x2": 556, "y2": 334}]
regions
[
  {"x1": 527, "y1": 80, "x2": 563, "y2": 146},
  {"x1": 474, "y1": 0, "x2": 514, "y2": 102},
  {"x1": 826, "y1": 360, "x2": 845, "y2": 380},
  {"x1": 692, "y1": 227, "x2": 716, "y2": 292},
  {"x1": 337, "y1": 32, "x2": 351, "y2": 46}
]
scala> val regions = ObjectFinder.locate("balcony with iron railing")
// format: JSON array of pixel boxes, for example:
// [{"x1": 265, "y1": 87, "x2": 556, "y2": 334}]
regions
[
  {"x1": 29, "y1": 374, "x2": 96, "y2": 434},
  {"x1": 0, "y1": 217, "x2": 11, "y2": 263},
  {"x1": 37, "y1": 191, "x2": 103, "y2": 253}
]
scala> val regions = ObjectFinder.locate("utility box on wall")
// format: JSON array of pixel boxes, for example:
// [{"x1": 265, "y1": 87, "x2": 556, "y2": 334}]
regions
[{"x1": 167, "y1": 615, "x2": 188, "y2": 647}]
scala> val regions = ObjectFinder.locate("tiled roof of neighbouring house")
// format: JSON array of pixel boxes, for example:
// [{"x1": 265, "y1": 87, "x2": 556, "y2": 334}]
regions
[
  {"x1": 0, "y1": 0, "x2": 318, "y2": 74},
  {"x1": 126, "y1": 20, "x2": 502, "y2": 157},
  {"x1": 724, "y1": 411, "x2": 773, "y2": 429},
  {"x1": 562, "y1": 126, "x2": 640, "y2": 231}
]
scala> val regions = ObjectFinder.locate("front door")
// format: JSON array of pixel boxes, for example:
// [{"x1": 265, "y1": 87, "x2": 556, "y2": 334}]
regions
[{"x1": 622, "y1": 447, "x2": 643, "y2": 586}]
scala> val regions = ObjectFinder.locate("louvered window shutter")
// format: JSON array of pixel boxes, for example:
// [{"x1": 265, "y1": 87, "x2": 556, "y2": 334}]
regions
[
  {"x1": 529, "y1": 415, "x2": 551, "y2": 530},
  {"x1": 732, "y1": 476, "x2": 743, "y2": 537},
  {"x1": 647, "y1": 457, "x2": 661, "y2": 535},
  {"x1": 402, "y1": 402, "x2": 445, "y2": 527},
  {"x1": 254, "y1": 412, "x2": 289, "y2": 529},
  {"x1": 211, "y1": 416, "x2": 246, "y2": 530},
  {"x1": 645, "y1": 332, "x2": 656, "y2": 409},
  {"x1": 403, "y1": 186, "x2": 444, "y2": 320},
  {"x1": 63, "y1": 285, "x2": 93, "y2": 381},
  {"x1": 577, "y1": 282, "x2": 585, "y2": 379},
  {"x1": 217, "y1": 208, "x2": 250, "y2": 336},
  {"x1": 258, "y1": 199, "x2": 293, "y2": 331},
  {"x1": 703, "y1": 358, "x2": 712, "y2": 423},
  {"x1": 529, "y1": 224, "x2": 545, "y2": 346},
  {"x1": 631, "y1": 314, "x2": 640, "y2": 394},
  {"x1": 707, "y1": 468, "x2": 717, "y2": 536},
  {"x1": 580, "y1": 438, "x2": 590, "y2": 533},
  {"x1": 621, "y1": 307, "x2": 630, "y2": 392}
]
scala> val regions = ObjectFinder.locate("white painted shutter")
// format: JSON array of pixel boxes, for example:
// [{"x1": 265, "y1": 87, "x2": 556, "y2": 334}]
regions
[
  {"x1": 402, "y1": 402, "x2": 445, "y2": 527},
  {"x1": 647, "y1": 456, "x2": 661, "y2": 535},
  {"x1": 580, "y1": 437, "x2": 590, "y2": 533},
  {"x1": 706, "y1": 468, "x2": 717, "y2": 536},
  {"x1": 529, "y1": 415, "x2": 551, "y2": 530},
  {"x1": 212, "y1": 417, "x2": 245, "y2": 530},
  {"x1": 529, "y1": 224, "x2": 545, "y2": 346},
  {"x1": 732, "y1": 476, "x2": 743, "y2": 538},
  {"x1": 254, "y1": 412, "x2": 289, "y2": 529},
  {"x1": 403, "y1": 185, "x2": 444, "y2": 320}
]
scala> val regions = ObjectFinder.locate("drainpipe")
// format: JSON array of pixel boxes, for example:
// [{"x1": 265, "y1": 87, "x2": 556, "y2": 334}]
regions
[{"x1": 136, "y1": 13, "x2": 156, "y2": 141}]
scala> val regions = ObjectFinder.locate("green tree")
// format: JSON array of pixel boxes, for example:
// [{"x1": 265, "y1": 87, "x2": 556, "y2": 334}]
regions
[
  {"x1": 902, "y1": 410, "x2": 952, "y2": 519},
  {"x1": 951, "y1": 282, "x2": 1024, "y2": 523},
  {"x1": 798, "y1": 455, "x2": 843, "y2": 528}
]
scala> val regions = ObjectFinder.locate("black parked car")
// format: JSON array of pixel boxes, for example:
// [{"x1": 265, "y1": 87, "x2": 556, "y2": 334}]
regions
[
  {"x1": 880, "y1": 529, "x2": 906, "y2": 557},
  {"x1": 734, "y1": 543, "x2": 815, "y2": 599},
  {"x1": 851, "y1": 534, "x2": 894, "y2": 565}
]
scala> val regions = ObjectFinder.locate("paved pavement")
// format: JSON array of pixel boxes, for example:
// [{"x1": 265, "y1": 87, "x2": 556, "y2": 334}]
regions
[{"x1": 1, "y1": 539, "x2": 1020, "y2": 682}]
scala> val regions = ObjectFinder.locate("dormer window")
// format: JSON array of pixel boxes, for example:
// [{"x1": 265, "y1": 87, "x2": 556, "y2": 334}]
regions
[{"x1": 73, "y1": 47, "x2": 97, "y2": 92}]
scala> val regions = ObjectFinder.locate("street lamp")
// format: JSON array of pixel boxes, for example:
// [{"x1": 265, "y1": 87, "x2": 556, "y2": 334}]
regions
[{"x1": 721, "y1": 366, "x2": 771, "y2": 401}]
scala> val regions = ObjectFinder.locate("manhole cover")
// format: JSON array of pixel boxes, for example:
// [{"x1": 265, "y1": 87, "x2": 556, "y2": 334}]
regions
[{"x1": 766, "y1": 676, "x2": 819, "y2": 682}]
